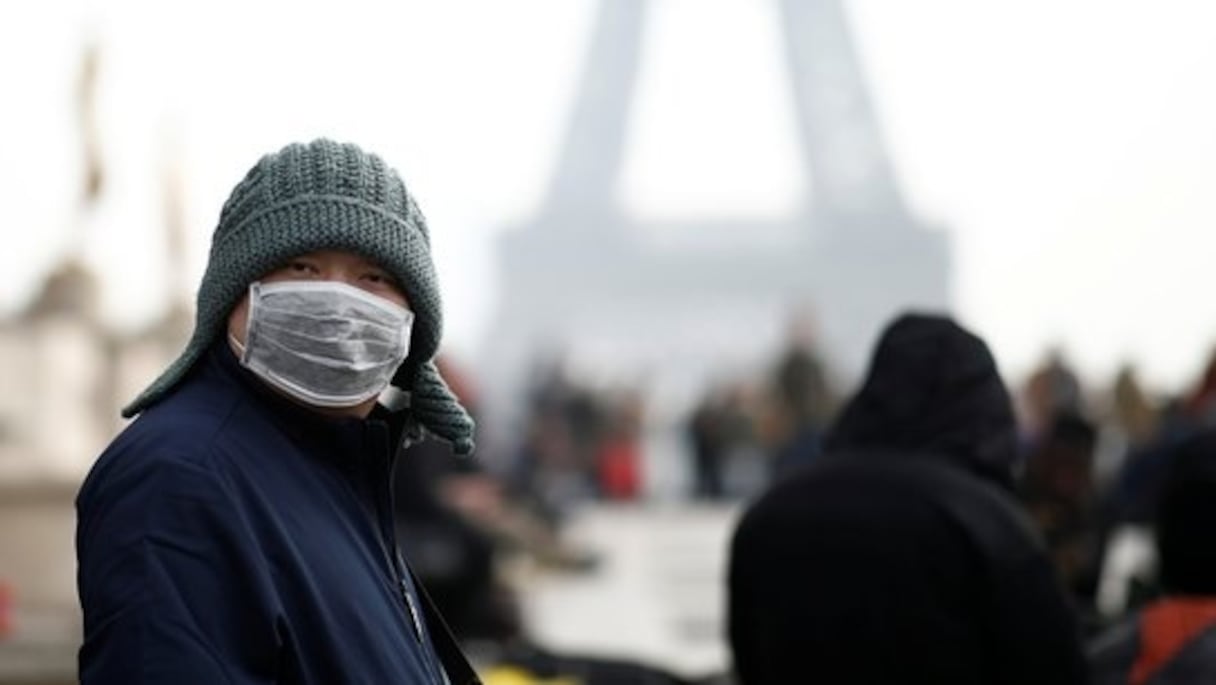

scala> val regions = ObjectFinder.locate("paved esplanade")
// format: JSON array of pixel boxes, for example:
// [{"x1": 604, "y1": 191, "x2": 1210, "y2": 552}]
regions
[{"x1": 518, "y1": 503, "x2": 742, "y2": 679}]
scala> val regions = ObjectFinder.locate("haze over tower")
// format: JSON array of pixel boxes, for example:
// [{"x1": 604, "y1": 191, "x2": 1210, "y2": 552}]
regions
[{"x1": 484, "y1": 0, "x2": 950, "y2": 430}]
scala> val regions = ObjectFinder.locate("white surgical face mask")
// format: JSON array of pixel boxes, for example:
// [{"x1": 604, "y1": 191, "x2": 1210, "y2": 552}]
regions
[{"x1": 231, "y1": 280, "x2": 413, "y2": 408}]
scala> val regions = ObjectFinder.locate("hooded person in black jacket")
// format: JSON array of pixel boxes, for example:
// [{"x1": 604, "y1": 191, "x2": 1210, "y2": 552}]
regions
[{"x1": 728, "y1": 312, "x2": 1087, "y2": 685}]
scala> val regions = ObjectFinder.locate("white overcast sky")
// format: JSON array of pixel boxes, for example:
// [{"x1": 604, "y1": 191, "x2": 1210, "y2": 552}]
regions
[{"x1": 2, "y1": 0, "x2": 1216, "y2": 394}]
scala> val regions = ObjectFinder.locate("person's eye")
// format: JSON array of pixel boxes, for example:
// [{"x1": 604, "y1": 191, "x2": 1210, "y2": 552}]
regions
[
  {"x1": 363, "y1": 271, "x2": 393, "y2": 285},
  {"x1": 288, "y1": 261, "x2": 318, "y2": 274}
]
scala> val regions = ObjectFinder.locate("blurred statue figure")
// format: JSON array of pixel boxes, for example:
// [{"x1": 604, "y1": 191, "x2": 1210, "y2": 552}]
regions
[{"x1": 729, "y1": 313, "x2": 1086, "y2": 685}]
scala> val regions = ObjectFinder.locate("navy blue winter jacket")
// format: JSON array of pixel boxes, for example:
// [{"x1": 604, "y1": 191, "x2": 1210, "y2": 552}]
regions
[{"x1": 76, "y1": 342, "x2": 451, "y2": 684}]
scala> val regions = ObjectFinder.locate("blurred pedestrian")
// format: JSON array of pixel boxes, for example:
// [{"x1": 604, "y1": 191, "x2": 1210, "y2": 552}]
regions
[
  {"x1": 728, "y1": 312, "x2": 1087, "y2": 685},
  {"x1": 1019, "y1": 413, "x2": 1103, "y2": 604},
  {"x1": 596, "y1": 391, "x2": 644, "y2": 501},
  {"x1": 1111, "y1": 364, "x2": 1159, "y2": 449},
  {"x1": 688, "y1": 383, "x2": 752, "y2": 500},
  {"x1": 1021, "y1": 348, "x2": 1085, "y2": 446},
  {"x1": 766, "y1": 314, "x2": 834, "y2": 478},
  {"x1": 1183, "y1": 348, "x2": 1216, "y2": 427},
  {"x1": 1090, "y1": 429, "x2": 1216, "y2": 684},
  {"x1": 76, "y1": 139, "x2": 478, "y2": 684}
]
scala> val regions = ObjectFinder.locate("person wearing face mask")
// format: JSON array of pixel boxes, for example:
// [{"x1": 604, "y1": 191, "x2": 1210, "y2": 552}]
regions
[{"x1": 75, "y1": 139, "x2": 480, "y2": 684}]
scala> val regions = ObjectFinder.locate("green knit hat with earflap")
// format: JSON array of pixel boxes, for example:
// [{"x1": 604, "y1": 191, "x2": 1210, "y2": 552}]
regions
[{"x1": 122, "y1": 139, "x2": 474, "y2": 455}]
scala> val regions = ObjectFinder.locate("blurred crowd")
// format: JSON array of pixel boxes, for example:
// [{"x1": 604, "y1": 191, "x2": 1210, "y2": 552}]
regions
[{"x1": 392, "y1": 314, "x2": 1216, "y2": 683}]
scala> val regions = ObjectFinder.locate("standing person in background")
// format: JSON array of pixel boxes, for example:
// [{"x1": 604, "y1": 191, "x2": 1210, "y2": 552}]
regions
[
  {"x1": 766, "y1": 314, "x2": 835, "y2": 479},
  {"x1": 1111, "y1": 364, "x2": 1160, "y2": 450},
  {"x1": 1183, "y1": 348, "x2": 1216, "y2": 427},
  {"x1": 687, "y1": 382, "x2": 753, "y2": 500},
  {"x1": 728, "y1": 313, "x2": 1087, "y2": 685},
  {"x1": 1021, "y1": 348, "x2": 1086, "y2": 446},
  {"x1": 1090, "y1": 429, "x2": 1216, "y2": 684},
  {"x1": 393, "y1": 356, "x2": 522, "y2": 651},
  {"x1": 1019, "y1": 413, "x2": 1104, "y2": 609},
  {"x1": 76, "y1": 139, "x2": 479, "y2": 684},
  {"x1": 595, "y1": 390, "x2": 645, "y2": 501}
]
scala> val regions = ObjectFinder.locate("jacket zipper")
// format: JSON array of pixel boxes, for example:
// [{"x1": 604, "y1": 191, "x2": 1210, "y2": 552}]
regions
[{"x1": 369, "y1": 445, "x2": 448, "y2": 684}]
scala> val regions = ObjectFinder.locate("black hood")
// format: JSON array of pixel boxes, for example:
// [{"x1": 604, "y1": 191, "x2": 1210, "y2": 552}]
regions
[
  {"x1": 825, "y1": 312, "x2": 1019, "y2": 486},
  {"x1": 1157, "y1": 428, "x2": 1216, "y2": 594}
]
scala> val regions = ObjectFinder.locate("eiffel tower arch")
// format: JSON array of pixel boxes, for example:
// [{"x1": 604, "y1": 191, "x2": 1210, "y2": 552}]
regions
[{"x1": 481, "y1": 0, "x2": 950, "y2": 432}]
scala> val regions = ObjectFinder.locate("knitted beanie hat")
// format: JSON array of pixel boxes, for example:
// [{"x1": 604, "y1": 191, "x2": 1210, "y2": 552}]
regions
[{"x1": 123, "y1": 139, "x2": 474, "y2": 455}]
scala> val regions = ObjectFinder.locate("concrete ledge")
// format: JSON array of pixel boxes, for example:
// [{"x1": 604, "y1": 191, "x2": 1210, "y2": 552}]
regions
[
  {"x1": 0, "y1": 474, "x2": 80, "y2": 504},
  {"x1": 0, "y1": 469, "x2": 81, "y2": 663},
  {"x1": 0, "y1": 636, "x2": 77, "y2": 685}
]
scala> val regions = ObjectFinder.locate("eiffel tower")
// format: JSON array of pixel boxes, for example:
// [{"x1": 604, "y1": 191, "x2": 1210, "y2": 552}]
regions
[{"x1": 483, "y1": 0, "x2": 950, "y2": 426}]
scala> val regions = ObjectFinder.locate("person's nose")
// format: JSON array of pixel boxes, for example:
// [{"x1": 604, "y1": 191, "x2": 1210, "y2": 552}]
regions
[{"x1": 319, "y1": 266, "x2": 360, "y2": 288}]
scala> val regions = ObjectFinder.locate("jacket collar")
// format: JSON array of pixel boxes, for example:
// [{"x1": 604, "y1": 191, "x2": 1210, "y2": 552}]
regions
[{"x1": 202, "y1": 340, "x2": 393, "y2": 474}]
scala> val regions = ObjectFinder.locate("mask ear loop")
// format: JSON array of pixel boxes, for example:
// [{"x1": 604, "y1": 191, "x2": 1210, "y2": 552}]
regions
[{"x1": 228, "y1": 333, "x2": 247, "y2": 360}]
